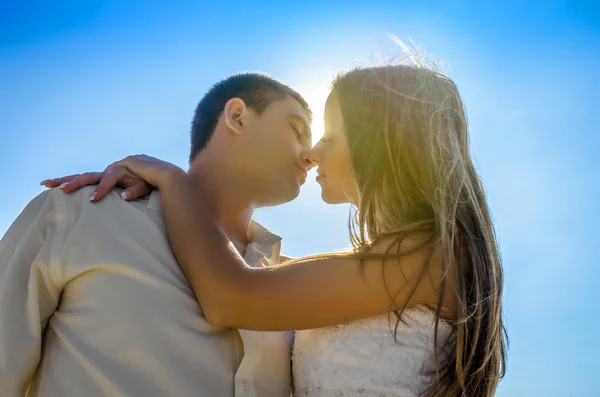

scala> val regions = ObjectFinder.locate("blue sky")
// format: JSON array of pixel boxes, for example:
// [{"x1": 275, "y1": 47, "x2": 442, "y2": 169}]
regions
[{"x1": 1, "y1": 1, "x2": 598, "y2": 395}]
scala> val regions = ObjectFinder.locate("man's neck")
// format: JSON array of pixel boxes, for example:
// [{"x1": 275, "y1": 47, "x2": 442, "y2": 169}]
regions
[{"x1": 187, "y1": 157, "x2": 254, "y2": 250}]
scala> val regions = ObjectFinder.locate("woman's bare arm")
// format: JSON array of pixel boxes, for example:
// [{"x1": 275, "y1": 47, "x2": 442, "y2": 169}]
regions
[{"x1": 160, "y1": 175, "x2": 447, "y2": 331}]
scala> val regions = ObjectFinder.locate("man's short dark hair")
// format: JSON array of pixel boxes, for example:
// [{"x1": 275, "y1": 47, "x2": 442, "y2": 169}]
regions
[{"x1": 189, "y1": 73, "x2": 312, "y2": 161}]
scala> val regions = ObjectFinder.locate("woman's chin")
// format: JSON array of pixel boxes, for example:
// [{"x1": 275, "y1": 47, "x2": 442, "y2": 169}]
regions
[{"x1": 320, "y1": 189, "x2": 350, "y2": 205}]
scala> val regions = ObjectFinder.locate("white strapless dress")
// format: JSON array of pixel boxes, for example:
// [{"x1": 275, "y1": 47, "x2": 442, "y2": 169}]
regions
[{"x1": 292, "y1": 306, "x2": 453, "y2": 397}]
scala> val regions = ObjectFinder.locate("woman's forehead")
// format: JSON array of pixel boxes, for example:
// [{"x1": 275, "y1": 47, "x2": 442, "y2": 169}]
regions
[{"x1": 324, "y1": 91, "x2": 343, "y2": 127}]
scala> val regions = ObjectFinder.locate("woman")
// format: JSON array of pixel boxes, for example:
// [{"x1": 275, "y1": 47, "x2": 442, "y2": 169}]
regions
[{"x1": 44, "y1": 65, "x2": 507, "y2": 396}]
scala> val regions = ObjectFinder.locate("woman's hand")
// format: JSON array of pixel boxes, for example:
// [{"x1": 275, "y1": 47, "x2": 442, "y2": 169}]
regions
[
  {"x1": 41, "y1": 155, "x2": 186, "y2": 202},
  {"x1": 41, "y1": 165, "x2": 152, "y2": 202}
]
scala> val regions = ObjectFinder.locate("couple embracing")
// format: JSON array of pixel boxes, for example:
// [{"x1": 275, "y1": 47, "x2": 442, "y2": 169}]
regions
[{"x1": 0, "y1": 63, "x2": 507, "y2": 397}]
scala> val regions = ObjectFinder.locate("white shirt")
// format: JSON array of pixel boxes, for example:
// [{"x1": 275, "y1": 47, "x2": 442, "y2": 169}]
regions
[{"x1": 0, "y1": 187, "x2": 293, "y2": 397}]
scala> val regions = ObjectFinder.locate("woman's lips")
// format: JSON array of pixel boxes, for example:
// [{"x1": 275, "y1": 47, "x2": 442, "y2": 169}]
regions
[{"x1": 316, "y1": 168, "x2": 326, "y2": 182}]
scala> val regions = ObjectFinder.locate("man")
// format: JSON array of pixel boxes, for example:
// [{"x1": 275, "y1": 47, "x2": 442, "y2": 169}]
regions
[{"x1": 0, "y1": 73, "x2": 313, "y2": 396}]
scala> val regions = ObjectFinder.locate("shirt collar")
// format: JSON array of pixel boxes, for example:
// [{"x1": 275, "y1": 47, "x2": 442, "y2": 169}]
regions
[
  {"x1": 245, "y1": 221, "x2": 282, "y2": 267},
  {"x1": 147, "y1": 190, "x2": 162, "y2": 212}
]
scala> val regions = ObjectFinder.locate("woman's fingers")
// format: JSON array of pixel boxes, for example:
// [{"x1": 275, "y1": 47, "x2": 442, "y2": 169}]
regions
[
  {"x1": 40, "y1": 154, "x2": 177, "y2": 202},
  {"x1": 58, "y1": 172, "x2": 106, "y2": 193},
  {"x1": 115, "y1": 155, "x2": 185, "y2": 187},
  {"x1": 114, "y1": 155, "x2": 160, "y2": 186},
  {"x1": 40, "y1": 174, "x2": 81, "y2": 188},
  {"x1": 88, "y1": 165, "x2": 153, "y2": 202},
  {"x1": 121, "y1": 183, "x2": 152, "y2": 201},
  {"x1": 88, "y1": 170, "x2": 121, "y2": 202}
]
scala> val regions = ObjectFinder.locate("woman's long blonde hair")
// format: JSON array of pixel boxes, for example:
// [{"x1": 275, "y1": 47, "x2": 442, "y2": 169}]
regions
[{"x1": 306, "y1": 64, "x2": 507, "y2": 396}]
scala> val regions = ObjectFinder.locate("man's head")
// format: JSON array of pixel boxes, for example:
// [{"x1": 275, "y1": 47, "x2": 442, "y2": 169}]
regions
[{"x1": 190, "y1": 73, "x2": 313, "y2": 206}]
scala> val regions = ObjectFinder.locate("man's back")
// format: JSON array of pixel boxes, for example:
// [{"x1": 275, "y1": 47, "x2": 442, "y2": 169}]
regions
[{"x1": 1, "y1": 187, "x2": 242, "y2": 396}]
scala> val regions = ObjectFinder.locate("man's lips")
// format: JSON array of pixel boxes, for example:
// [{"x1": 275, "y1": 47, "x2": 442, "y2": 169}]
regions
[{"x1": 295, "y1": 164, "x2": 308, "y2": 180}]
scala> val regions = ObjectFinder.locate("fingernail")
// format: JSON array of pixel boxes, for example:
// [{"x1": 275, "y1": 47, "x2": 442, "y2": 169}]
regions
[
  {"x1": 40, "y1": 180, "x2": 48, "y2": 186},
  {"x1": 89, "y1": 192, "x2": 97, "y2": 201},
  {"x1": 121, "y1": 191, "x2": 130, "y2": 200},
  {"x1": 58, "y1": 182, "x2": 69, "y2": 189}
]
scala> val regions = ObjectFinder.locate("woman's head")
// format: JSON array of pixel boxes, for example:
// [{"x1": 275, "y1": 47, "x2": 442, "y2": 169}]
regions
[
  {"x1": 310, "y1": 66, "x2": 470, "y2": 233},
  {"x1": 309, "y1": 65, "x2": 507, "y2": 397}
]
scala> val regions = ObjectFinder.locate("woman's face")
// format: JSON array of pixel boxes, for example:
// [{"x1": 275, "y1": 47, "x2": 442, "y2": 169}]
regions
[{"x1": 307, "y1": 91, "x2": 360, "y2": 206}]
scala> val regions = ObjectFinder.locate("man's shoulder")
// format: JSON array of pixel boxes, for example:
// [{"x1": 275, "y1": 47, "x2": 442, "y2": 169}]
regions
[
  {"x1": 50, "y1": 185, "x2": 113, "y2": 208},
  {"x1": 49, "y1": 186, "x2": 151, "y2": 221}
]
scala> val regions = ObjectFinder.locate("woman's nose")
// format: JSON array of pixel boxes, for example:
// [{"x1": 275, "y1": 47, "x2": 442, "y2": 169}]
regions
[
  {"x1": 306, "y1": 145, "x2": 321, "y2": 164},
  {"x1": 302, "y1": 145, "x2": 321, "y2": 170},
  {"x1": 302, "y1": 156, "x2": 316, "y2": 171}
]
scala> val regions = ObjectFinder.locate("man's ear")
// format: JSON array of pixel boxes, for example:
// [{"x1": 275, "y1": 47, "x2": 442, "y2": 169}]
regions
[{"x1": 224, "y1": 98, "x2": 249, "y2": 136}]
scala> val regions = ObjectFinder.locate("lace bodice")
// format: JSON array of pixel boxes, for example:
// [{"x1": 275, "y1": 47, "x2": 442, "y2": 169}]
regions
[{"x1": 292, "y1": 306, "x2": 453, "y2": 397}]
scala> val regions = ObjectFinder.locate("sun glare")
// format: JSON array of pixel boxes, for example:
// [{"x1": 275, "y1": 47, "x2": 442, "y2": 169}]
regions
[{"x1": 296, "y1": 81, "x2": 331, "y2": 144}]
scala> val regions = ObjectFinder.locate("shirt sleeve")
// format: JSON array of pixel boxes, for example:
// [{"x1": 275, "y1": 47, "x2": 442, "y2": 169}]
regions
[{"x1": 0, "y1": 190, "x2": 67, "y2": 396}]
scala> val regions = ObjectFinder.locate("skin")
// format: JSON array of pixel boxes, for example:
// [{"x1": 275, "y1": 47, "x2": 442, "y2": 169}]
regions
[
  {"x1": 46, "y1": 94, "x2": 313, "y2": 251},
  {"x1": 42, "y1": 91, "x2": 455, "y2": 331},
  {"x1": 310, "y1": 92, "x2": 360, "y2": 205}
]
